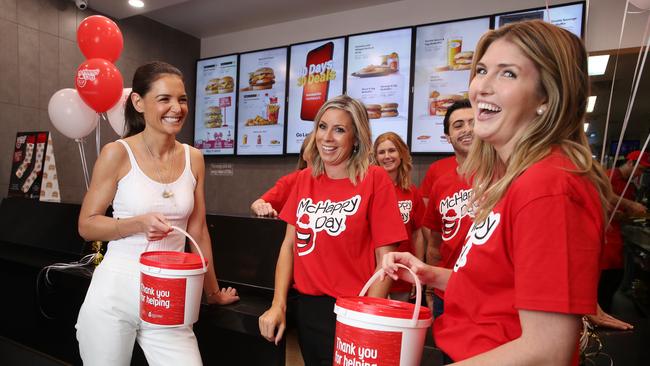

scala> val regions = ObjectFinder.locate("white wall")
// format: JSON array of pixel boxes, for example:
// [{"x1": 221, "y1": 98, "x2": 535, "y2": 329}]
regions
[{"x1": 201, "y1": 0, "x2": 649, "y2": 57}]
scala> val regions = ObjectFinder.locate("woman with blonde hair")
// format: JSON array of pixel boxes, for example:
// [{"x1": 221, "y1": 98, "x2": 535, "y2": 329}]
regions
[
  {"x1": 382, "y1": 20, "x2": 612, "y2": 365},
  {"x1": 259, "y1": 95, "x2": 406, "y2": 365},
  {"x1": 373, "y1": 132, "x2": 424, "y2": 301}
]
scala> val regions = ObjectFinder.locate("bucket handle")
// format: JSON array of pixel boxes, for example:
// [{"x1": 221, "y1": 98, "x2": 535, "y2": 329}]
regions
[
  {"x1": 358, "y1": 263, "x2": 422, "y2": 327},
  {"x1": 144, "y1": 225, "x2": 208, "y2": 273}
]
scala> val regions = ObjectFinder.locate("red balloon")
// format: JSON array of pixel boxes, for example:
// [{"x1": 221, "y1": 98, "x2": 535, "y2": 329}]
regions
[
  {"x1": 77, "y1": 15, "x2": 124, "y2": 62},
  {"x1": 76, "y1": 58, "x2": 124, "y2": 113}
]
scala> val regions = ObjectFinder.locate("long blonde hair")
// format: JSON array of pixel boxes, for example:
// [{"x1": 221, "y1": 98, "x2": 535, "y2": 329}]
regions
[
  {"x1": 462, "y1": 20, "x2": 612, "y2": 223},
  {"x1": 306, "y1": 95, "x2": 372, "y2": 185},
  {"x1": 373, "y1": 132, "x2": 412, "y2": 190}
]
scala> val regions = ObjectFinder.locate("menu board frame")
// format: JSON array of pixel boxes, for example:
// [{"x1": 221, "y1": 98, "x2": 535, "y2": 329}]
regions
[
  {"x1": 194, "y1": 53, "x2": 239, "y2": 155},
  {"x1": 286, "y1": 36, "x2": 347, "y2": 154},
  {"x1": 410, "y1": 16, "x2": 491, "y2": 154},
  {"x1": 236, "y1": 46, "x2": 289, "y2": 156},
  {"x1": 493, "y1": 1, "x2": 585, "y2": 38},
  {"x1": 346, "y1": 26, "x2": 414, "y2": 145}
]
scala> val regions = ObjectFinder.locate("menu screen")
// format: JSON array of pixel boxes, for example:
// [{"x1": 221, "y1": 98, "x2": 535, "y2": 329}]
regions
[
  {"x1": 287, "y1": 38, "x2": 345, "y2": 153},
  {"x1": 195, "y1": 55, "x2": 237, "y2": 155},
  {"x1": 411, "y1": 18, "x2": 490, "y2": 153},
  {"x1": 346, "y1": 28, "x2": 412, "y2": 143},
  {"x1": 495, "y1": 2, "x2": 584, "y2": 37},
  {"x1": 237, "y1": 48, "x2": 287, "y2": 155}
]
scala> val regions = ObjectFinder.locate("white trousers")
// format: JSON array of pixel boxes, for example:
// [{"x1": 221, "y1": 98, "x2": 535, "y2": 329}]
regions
[{"x1": 76, "y1": 255, "x2": 202, "y2": 366}]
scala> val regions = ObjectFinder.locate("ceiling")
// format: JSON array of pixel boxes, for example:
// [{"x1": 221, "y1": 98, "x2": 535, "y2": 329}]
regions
[{"x1": 87, "y1": 0, "x2": 401, "y2": 38}]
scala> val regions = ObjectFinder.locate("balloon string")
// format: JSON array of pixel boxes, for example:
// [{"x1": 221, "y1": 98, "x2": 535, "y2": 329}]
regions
[
  {"x1": 96, "y1": 114, "x2": 103, "y2": 159},
  {"x1": 601, "y1": 0, "x2": 630, "y2": 165},
  {"x1": 607, "y1": 131, "x2": 650, "y2": 229},
  {"x1": 609, "y1": 12, "x2": 650, "y2": 175},
  {"x1": 76, "y1": 138, "x2": 90, "y2": 191}
]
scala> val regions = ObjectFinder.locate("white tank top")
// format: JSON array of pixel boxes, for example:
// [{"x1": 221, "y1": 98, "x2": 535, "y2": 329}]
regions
[{"x1": 105, "y1": 139, "x2": 197, "y2": 260}]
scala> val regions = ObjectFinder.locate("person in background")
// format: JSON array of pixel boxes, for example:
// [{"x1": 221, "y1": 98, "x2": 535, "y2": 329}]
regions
[
  {"x1": 382, "y1": 20, "x2": 612, "y2": 364},
  {"x1": 373, "y1": 132, "x2": 425, "y2": 301},
  {"x1": 421, "y1": 99, "x2": 474, "y2": 318},
  {"x1": 250, "y1": 136, "x2": 311, "y2": 217},
  {"x1": 592, "y1": 150, "x2": 648, "y2": 329},
  {"x1": 76, "y1": 61, "x2": 238, "y2": 366},
  {"x1": 258, "y1": 95, "x2": 406, "y2": 366}
]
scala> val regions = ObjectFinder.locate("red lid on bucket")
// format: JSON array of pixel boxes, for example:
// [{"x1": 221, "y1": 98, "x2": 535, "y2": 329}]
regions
[
  {"x1": 140, "y1": 251, "x2": 207, "y2": 270},
  {"x1": 336, "y1": 297, "x2": 431, "y2": 320}
]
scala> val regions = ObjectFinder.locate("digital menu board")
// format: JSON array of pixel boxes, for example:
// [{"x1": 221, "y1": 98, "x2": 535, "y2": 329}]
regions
[
  {"x1": 195, "y1": 54, "x2": 238, "y2": 155},
  {"x1": 411, "y1": 18, "x2": 490, "y2": 153},
  {"x1": 495, "y1": 2, "x2": 584, "y2": 38},
  {"x1": 346, "y1": 28, "x2": 412, "y2": 143},
  {"x1": 237, "y1": 47, "x2": 287, "y2": 155},
  {"x1": 287, "y1": 38, "x2": 345, "y2": 153}
]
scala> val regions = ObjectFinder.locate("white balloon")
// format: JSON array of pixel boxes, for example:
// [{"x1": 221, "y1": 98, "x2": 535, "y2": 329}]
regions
[
  {"x1": 48, "y1": 88, "x2": 98, "y2": 139},
  {"x1": 106, "y1": 88, "x2": 131, "y2": 137},
  {"x1": 630, "y1": 0, "x2": 650, "y2": 10}
]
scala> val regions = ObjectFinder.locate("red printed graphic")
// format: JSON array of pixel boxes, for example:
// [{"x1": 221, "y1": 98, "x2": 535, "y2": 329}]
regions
[
  {"x1": 333, "y1": 321, "x2": 402, "y2": 366},
  {"x1": 140, "y1": 274, "x2": 187, "y2": 325}
]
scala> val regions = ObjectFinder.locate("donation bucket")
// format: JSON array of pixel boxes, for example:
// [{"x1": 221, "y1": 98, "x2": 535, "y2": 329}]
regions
[
  {"x1": 333, "y1": 264, "x2": 432, "y2": 366},
  {"x1": 139, "y1": 226, "x2": 207, "y2": 327}
]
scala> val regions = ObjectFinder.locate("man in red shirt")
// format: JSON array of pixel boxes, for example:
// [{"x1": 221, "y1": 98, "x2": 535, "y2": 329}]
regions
[
  {"x1": 422, "y1": 99, "x2": 474, "y2": 316},
  {"x1": 600, "y1": 150, "x2": 648, "y2": 313}
]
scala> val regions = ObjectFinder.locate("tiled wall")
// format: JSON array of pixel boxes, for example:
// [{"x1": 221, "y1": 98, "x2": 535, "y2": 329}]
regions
[
  {"x1": 0, "y1": 0, "x2": 443, "y2": 215},
  {"x1": 0, "y1": 0, "x2": 200, "y2": 203}
]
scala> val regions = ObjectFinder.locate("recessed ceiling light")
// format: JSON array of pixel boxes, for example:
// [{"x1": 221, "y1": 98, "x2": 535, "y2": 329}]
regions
[
  {"x1": 587, "y1": 96, "x2": 597, "y2": 113},
  {"x1": 583, "y1": 122, "x2": 589, "y2": 132},
  {"x1": 129, "y1": 0, "x2": 144, "y2": 8},
  {"x1": 588, "y1": 55, "x2": 609, "y2": 76}
]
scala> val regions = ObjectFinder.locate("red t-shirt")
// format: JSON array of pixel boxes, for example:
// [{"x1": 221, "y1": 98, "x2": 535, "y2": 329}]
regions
[
  {"x1": 601, "y1": 168, "x2": 629, "y2": 269},
  {"x1": 419, "y1": 156, "x2": 458, "y2": 199},
  {"x1": 435, "y1": 150, "x2": 603, "y2": 362},
  {"x1": 261, "y1": 170, "x2": 300, "y2": 213},
  {"x1": 391, "y1": 184, "x2": 425, "y2": 293},
  {"x1": 422, "y1": 170, "x2": 473, "y2": 298},
  {"x1": 279, "y1": 166, "x2": 407, "y2": 298}
]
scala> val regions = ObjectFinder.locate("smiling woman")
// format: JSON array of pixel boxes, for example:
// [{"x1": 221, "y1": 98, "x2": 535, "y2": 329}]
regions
[
  {"x1": 259, "y1": 95, "x2": 407, "y2": 366},
  {"x1": 382, "y1": 20, "x2": 615, "y2": 365},
  {"x1": 76, "y1": 61, "x2": 238, "y2": 365}
]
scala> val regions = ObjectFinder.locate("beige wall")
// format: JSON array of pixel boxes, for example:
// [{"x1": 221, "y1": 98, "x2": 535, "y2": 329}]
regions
[{"x1": 0, "y1": 0, "x2": 200, "y2": 204}]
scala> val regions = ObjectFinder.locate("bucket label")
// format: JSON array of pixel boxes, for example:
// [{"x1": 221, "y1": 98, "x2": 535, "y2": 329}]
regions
[
  {"x1": 140, "y1": 274, "x2": 187, "y2": 325},
  {"x1": 333, "y1": 321, "x2": 402, "y2": 366}
]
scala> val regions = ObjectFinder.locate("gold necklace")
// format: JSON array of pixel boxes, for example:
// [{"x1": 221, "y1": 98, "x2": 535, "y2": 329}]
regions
[{"x1": 142, "y1": 134, "x2": 176, "y2": 198}]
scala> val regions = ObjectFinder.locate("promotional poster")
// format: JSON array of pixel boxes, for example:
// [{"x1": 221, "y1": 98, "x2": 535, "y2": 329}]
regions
[
  {"x1": 287, "y1": 38, "x2": 345, "y2": 153},
  {"x1": 9, "y1": 132, "x2": 51, "y2": 200},
  {"x1": 346, "y1": 28, "x2": 412, "y2": 143},
  {"x1": 195, "y1": 54, "x2": 238, "y2": 155},
  {"x1": 237, "y1": 48, "x2": 287, "y2": 155},
  {"x1": 411, "y1": 18, "x2": 490, "y2": 153}
]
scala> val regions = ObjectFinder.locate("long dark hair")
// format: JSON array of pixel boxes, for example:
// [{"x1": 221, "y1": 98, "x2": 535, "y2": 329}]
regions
[{"x1": 124, "y1": 61, "x2": 184, "y2": 137}]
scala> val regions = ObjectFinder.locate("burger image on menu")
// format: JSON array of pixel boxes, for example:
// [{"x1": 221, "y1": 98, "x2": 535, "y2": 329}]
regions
[
  {"x1": 452, "y1": 51, "x2": 473, "y2": 70},
  {"x1": 204, "y1": 106, "x2": 223, "y2": 128},
  {"x1": 365, "y1": 104, "x2": 382, "y2": 119},
  {"x1": 430, "y1": 91, "x2": 464, "y2": 116},
  {"x1": 205, "y1": 78, "x2": 220, "y2": 95},
  {"x1": 217, "y1": 76, "x2": 234, "y2": 93},
  {"x1": 245, "y1": 67, "x2": 275, "y2": 90},
  {"x1": 380, "y1": 103, "x2": 399, "y2": 118}
]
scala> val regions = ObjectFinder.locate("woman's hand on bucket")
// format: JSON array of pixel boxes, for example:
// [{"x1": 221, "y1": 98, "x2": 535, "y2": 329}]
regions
[
  {"x1": 207, "y1": 287, "x2": 240, "y2": 305},
  {"x1": 259, "y1": 305, "x2": 286, "y2": 345},
  {"x1": 381, "y1": 252, "x2": 435, "y2": 286},
  {"x1": 140, "y1": 213, "x2": 173, "y2": 241}
]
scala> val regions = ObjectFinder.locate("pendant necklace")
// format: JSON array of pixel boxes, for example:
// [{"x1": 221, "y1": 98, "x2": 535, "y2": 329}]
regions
[{"x1": 142, "y1": 134, "x2": 176, "y2": 198}]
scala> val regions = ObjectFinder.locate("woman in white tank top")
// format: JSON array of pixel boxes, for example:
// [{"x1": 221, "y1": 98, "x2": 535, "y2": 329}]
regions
[{"x1": 76, "y1": 61, "x2": 238, "y2": 366}]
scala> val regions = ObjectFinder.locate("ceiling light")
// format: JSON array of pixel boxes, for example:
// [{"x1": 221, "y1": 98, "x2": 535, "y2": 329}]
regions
[
  {"x1": 587, "y1": 96, "x2": 597, "y2": 113},
  {"x1": 588, "y1": 55, "x2": 609, "y2": 76},
  {"x1": 129, "y1": 0, "x2": 144, "y2": 8},
  {"x1": 583, "y1": 122, "x2": 589, "y2": 132}
]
